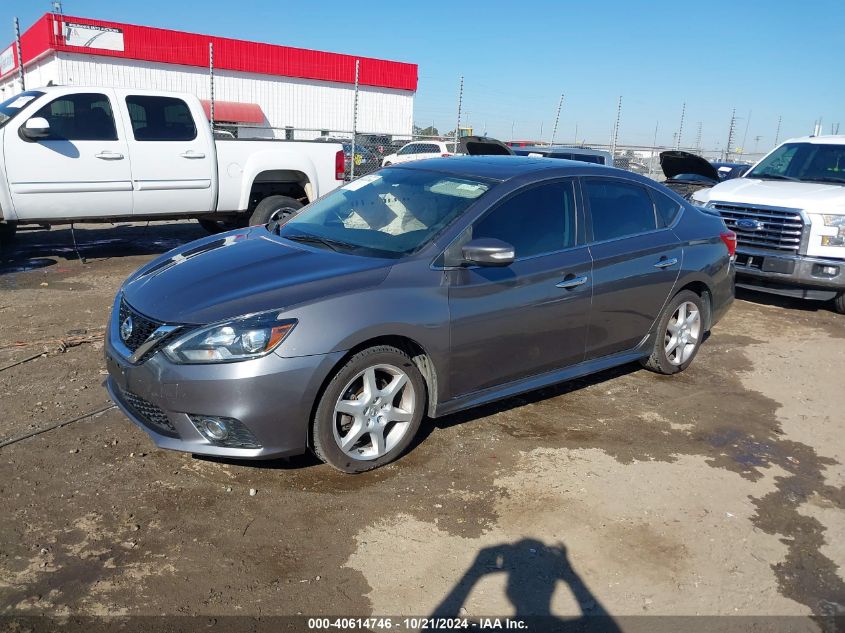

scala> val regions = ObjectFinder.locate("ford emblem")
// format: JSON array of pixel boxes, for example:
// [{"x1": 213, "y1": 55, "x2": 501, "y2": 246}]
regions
[
  {"x1": 120, "y1": 316, "x2": 134, "y2": 342},
  {"x1": 736, "y1": 218, "x2": 764, "y2": 231}
]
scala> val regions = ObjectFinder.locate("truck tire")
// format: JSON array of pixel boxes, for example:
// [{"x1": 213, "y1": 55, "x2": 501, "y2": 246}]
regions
[
  {"x1": 249, "y1": 195, "x2": 303, "y2": 227},
  {"x1": 0, "y1": 222, "x2": 17, "y2": 258},
  {"x1": 834, "y1": 292, "x2": 845, "y2": 315}
]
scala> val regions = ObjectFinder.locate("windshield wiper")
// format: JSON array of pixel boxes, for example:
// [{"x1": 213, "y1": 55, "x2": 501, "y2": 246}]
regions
[
  {"x1": 283, "y1": 233, "x2": 358, "y2": 253},
  {"x1": 803, "y1": 176, "x2": 845, "y2": 184},
  {"x1": 750, "y1": 173, "x2": 800, "y2": 181}
]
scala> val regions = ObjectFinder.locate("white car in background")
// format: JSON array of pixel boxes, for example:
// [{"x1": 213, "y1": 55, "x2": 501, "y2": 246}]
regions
[{"x1": 381, "y1": 140, "x2": 456, "y2": 166}]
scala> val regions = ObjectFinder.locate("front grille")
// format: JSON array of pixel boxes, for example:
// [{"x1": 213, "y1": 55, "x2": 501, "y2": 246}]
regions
[
  {"x1": 711, "y1": 203, "x2": 804, "y2": 253},
  {"x1": 118, "y1": 387, "x2": 179, "y2": 438},
  {"x1": 118, "y1": 298, "x2": 164, "y2": 354}
]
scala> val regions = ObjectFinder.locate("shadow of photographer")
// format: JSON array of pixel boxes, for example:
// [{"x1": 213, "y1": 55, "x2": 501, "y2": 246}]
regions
[{"x1": 430, "y1": 538, "x2": 621, "y2": 632}]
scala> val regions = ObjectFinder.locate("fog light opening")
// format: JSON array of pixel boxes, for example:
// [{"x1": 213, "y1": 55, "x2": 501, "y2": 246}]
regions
[{"x1": 202, "y1": 417, "x2": 229, "y2": 441}]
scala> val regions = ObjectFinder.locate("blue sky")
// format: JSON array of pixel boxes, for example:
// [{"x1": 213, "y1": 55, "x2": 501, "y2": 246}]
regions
[{"x1": 2, "y1": 0, "x2": 843, "y2": 153}]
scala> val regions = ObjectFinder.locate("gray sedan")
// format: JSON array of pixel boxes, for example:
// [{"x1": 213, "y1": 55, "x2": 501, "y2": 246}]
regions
[{"x1": 105, "y1": 156, "x2": 735, "y2": 473}]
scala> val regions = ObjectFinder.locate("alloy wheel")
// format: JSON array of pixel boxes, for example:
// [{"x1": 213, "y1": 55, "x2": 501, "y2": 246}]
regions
[
  {"x1": 664, "y1": 301, "x2": 701, "y2": 365},
  {"x1": 332, "y1": 364, "x2": 416, "y2": 460}
]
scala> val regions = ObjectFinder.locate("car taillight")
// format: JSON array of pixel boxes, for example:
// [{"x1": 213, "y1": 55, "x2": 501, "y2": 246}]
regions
[
  {"x1": 720, "y1": 231, "x2": 737, "y2": 256},
  {"x1": 441, "y1": 153, "x2": 453, "y2": 157},
  {"x1": 335, "y1": 150, "x2": 345, "y2": 180}
]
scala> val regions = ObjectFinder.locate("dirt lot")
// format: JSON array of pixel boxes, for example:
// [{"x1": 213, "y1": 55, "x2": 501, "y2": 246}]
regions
[{"x1": 0, "y1": 222, "x2": 843, "y2": 627}]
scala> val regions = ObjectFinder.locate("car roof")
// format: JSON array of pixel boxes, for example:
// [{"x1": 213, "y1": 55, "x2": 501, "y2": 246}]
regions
[
  {"x1": 780, "y1": 135, "x2": 845, "y2": 145},
  {"x1": 390, "y1": 155, "x2": 618, "y2": 182}
]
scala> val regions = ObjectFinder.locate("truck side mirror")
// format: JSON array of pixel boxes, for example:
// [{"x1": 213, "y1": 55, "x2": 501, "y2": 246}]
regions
[{"x1": 20, "y1": 117, "x2": 51, "y2": 141}]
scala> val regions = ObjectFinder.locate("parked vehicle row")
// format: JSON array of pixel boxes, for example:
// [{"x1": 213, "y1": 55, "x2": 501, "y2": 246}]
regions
[
  {"x1": 692, "y1": 135, "x2": 845, "y2": 313},
  {"x1": 0, "y1": 86, "x2": 346, "y2": 250},
  {"x1": 106, "y1": 156, "x2": 736, "y2": 473}
]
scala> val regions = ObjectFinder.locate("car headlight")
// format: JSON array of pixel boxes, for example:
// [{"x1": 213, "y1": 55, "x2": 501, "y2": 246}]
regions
[
  {"x1": 163, "y1": 311, "x2": 297, "y2": 364},
  {"x1": 821, "y1": 214, "x2": 845, "y2": 247}
]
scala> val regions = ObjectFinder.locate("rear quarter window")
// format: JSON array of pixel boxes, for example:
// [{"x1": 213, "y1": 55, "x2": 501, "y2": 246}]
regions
[{"x1": 650, "y1": 188, "x2": 683, "y2": 227}]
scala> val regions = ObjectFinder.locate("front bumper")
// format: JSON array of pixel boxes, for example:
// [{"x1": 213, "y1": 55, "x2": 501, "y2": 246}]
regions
[
  {"x1": 105, "y1": 334, "x2": 345, "y2": 460},
  {"x1": 733, "y1": 247, "x2": 845, "y2": 300}
]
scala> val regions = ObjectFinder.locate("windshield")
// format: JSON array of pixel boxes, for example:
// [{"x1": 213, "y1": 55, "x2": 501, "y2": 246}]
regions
[
  {"x1": 278, "y1": 169, "x2": 492, "y2": 258},
  {"x1": 0, "y1": 91, "x2": 44, "y2": 128},
  {"x1": 748, "y1": 142, "x2": 845, "y2": 184}
]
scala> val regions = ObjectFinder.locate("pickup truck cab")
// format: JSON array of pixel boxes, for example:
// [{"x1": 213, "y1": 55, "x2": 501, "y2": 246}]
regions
[
  {"x1": 0, "y1": 86, "x2": 344, "y2": 249},
  {"x1": 692, "y1": 136, "x2": 845, "y2": 313}
]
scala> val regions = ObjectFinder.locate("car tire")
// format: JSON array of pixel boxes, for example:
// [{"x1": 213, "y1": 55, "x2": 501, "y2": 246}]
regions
[
  {"x1": 197, "y1": 218, "x2": 247, "y2": 234},
  {"x1": 249, "y1": 195, "x2": 303, "y2": 227},
  {"x1": 834, "y1": 292, "x2": 845, "y2": 315},
  {"x1": 641, "y1": 290, "x2": 706, "y2": 375},
  {"x1": 312, "y1": 345, "x2": 426, "y2": 473}
]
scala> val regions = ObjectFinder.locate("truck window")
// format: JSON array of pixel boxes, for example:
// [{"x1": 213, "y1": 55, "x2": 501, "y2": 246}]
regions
[
  {"x1": 125, "y1": 95, "x2": 197, "y2": 141},
  {"x1": 32, "y1": 93, "x2": 117, "y2": 141}
]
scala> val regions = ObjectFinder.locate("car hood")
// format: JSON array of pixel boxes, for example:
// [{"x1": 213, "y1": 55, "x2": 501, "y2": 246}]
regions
[
  {"x1": 660, "y1": 150, "x2": 720, "y2": 182},
  {"x1": 121, "y1": 227, "x2": 393, "y2": 324},
  {"x1": 697, "y1": 178, "x2": 845, "y2": 211},
  {"x1": 458, "y1": 136, "x2": 514, "y2": 156}
]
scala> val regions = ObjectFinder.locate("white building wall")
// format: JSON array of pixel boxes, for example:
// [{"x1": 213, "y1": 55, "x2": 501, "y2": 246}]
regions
[{"x1": 0, "y1": 52, "x2": 414, "y2": 137}]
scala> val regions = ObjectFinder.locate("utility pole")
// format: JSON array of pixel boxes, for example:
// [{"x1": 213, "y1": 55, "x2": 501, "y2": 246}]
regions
[
  {"x1": 774, "y1": 115, "x2": 782, "y2": 146},
  {"x1": 740, "y1": 109, "x2": 752, "y2": 155},
  {"x1": 549, "y1": 93, "x2": 564, "y2": 147},
  {"x1": 695, "y1": 122, "x2": 703, "y2": 153},
  {"x1": 610, "y1": 95, "x2": 622, "y2": 157},
  {"x1": 676, "y1": 102, "x2": 686, "y2": 149},
  {"x1": 454, "y1": 75, "x2": 464, "y2": 147},
  {"x1": 650, "y1": 120, "x2": 659, "y2": 176},
  {"x1": 14, "y1": 17, "x2": 25, "y2": 92},
  {"x1": 725, "y1": 109, "x2": 737, "y2": 161}
]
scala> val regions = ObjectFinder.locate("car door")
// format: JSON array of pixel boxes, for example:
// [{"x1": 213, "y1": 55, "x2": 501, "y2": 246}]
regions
[
  {"x1": 118, "y1": 93, "x2": 215, "y2": 215},
  {"x1": 582, "y1": 177, "x2": 683, "y2": 360},
  {"x1": 447, "y1": 180, "x2": 592, "y2": 397},
  {"x1": 4, "y1": 90, "x2": 133, "y2": 219}
]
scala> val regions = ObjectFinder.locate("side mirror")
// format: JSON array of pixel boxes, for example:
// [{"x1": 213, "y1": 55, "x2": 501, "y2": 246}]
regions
[
  {"x1": 461, "y1": 237, "x2": 515, "y2": 267},
  {"x1": 20, "y1": 117, "x2": 50, "y2": 141}
]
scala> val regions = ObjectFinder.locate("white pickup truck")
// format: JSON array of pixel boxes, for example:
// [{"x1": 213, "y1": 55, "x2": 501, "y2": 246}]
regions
[
  {"x1": 0, "y1": 86, "x2": 345, "y2": 250},
  {"x1": 693, "y1": 135, "x2": 845, "y2": 314}
]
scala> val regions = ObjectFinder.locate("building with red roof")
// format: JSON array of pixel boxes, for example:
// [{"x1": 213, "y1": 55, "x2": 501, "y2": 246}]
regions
[{"x1": 0, "y1": 13, "x2": 418, "y2": 138}]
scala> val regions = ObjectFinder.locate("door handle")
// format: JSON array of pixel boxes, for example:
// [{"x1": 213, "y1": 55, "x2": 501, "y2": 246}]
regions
[
  {"x1": 95, "y1": 151, "x2": 124, "y2": 160},
  {"x1": 556, "y1": 275, "x2": 589, "y2": 289},
  {"x1": 654, "y1": 257, "x2": 679, "y2": 269},
  {"x1": 180, "y1": 150, "x2": 206, "y2": 159}
]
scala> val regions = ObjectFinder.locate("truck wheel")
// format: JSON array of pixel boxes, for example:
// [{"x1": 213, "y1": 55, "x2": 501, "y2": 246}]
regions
[
  {"x1": 0, "y1": 222, "x2": 17, "y2": 258},
  {"x1": 249, "y1": 195, "x2": 303, "y2": 227},
  {"x1": 834, "y1": 293, "x2": 845, "y2": 315},
  {"x1": 196, "y1": 218, "x2": 247, "y2": 234},
  {"x1": 311, "y1": 345, "x2": 425, "y2": 473},
  {"x1": 641, "y1": 290, "x2": 705, "y2": 375}
]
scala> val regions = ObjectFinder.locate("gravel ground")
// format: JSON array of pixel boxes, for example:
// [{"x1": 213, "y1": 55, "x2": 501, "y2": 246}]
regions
[{"x1": 0, "y1": 222, "x2": 843, "y2": 629}]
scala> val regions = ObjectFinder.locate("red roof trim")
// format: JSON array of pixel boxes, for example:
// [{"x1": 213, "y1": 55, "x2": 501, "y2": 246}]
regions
[
  {"x1": 2, "y1": 13, "x2": 417, "y2": 92},
  {"x1": 200, "y1": 100, "x2": 265, "y2": 124}
]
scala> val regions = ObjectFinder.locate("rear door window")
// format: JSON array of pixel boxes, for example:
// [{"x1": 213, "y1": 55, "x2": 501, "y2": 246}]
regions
[
  {"x1": 583, "y1": 179, "x2": 658, "y2": 242},
  {"x1": 125, "y1": 95, "x2": 197, "y2": 141},
  {"x1": 32, "y1": 93, "x2": 117, "y2": 141},
  {"x1": 472, "y1": 181, "x2": 576, "y2": 258}
]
